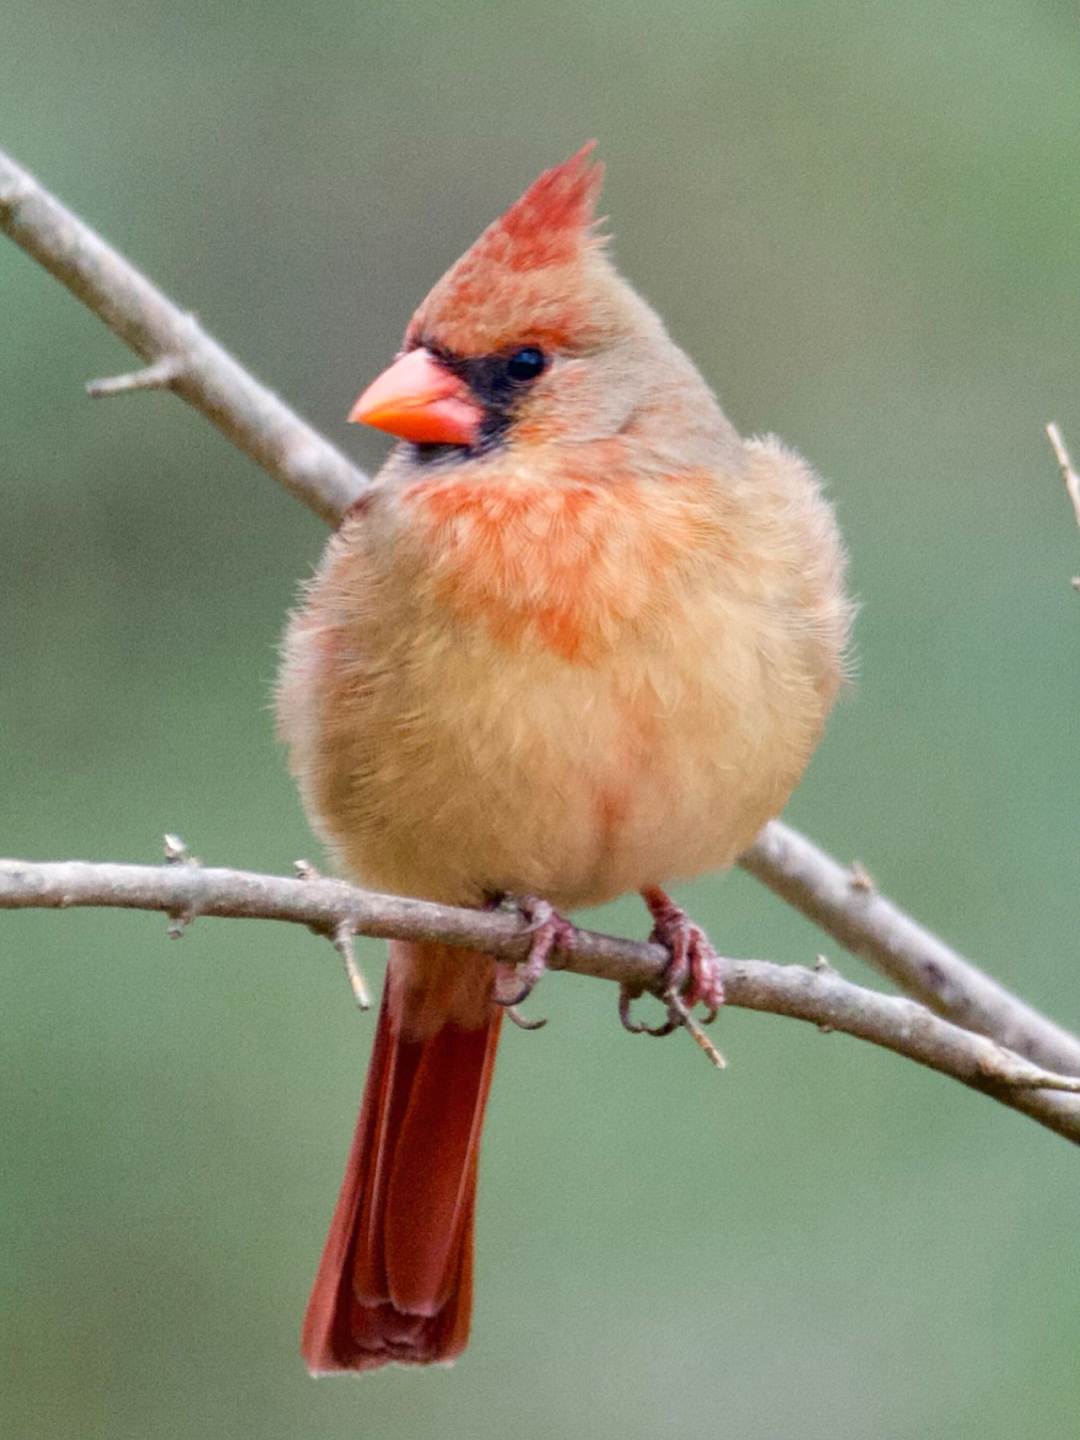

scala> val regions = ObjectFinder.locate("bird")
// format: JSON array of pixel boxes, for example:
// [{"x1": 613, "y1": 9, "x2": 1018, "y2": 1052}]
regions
[{"x1": 276, "y1": 143, "x2": 852, "y2": 1373}]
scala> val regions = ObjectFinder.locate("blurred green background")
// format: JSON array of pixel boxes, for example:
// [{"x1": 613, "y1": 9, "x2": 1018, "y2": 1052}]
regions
[{"x1": 3, "y1": 1, "x2": 1079, "y2": 1436}]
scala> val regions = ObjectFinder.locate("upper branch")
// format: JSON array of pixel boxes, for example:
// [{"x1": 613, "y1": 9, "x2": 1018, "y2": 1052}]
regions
[{"x1": 0, "y1": 147, "x2": 364, "y2": 526}]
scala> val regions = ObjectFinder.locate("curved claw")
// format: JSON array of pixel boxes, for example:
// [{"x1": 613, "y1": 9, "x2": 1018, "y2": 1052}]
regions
[
  {"x1": 618, "y1": 986, "x2": 645, "y2": 1033},
  {"x1": 495, "y1": 966, "x2": 535, "y2": 1009},
  {"x1": 618, "y1": 985, "x2": 679, "y2": 1037},
  {"x1": 615, "y1": 890, "x2": 727, "y2": 1067},
  {"x1": 493, "y1": 895, "x2": 575, "y2": 1027},
  {"x1": 695, "y1": 995, "x2": 721, "y2": 1026},
  {"x1": 506, "y1": 1005, "x2": 548, "y2": 1032}
]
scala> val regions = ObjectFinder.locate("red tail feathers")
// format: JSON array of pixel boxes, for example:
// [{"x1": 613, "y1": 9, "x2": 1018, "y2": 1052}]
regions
[{"x1": 302, "y1": 942, "x2": 501, "y2": 1373}]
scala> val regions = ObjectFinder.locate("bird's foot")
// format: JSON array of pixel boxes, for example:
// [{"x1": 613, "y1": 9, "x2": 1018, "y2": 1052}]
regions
[
  {"x1": 619, "y1": 888, "x2": 726, "y2": 1065},
  {"x1": 494, "y1": 896, "x2": 575, "y2": 1029},
  {"x1": 642, "y1": 885, "x2": 725, "y2": 1017}
]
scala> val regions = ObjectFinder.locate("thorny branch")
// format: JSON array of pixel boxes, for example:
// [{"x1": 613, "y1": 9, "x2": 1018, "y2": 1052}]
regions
[{"x1": 2, "y1": 853, "x2": 1079, "y2": 1143}]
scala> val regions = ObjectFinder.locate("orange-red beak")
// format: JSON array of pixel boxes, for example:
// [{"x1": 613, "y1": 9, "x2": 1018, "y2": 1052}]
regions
[{"x1": 348, "y1": 348, "x2": 482, "y2": 447}]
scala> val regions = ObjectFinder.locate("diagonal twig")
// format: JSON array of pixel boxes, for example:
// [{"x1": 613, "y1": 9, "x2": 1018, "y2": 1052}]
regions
[{"x1": 0, "y1": 147, "x2": 364, "y2": 526}]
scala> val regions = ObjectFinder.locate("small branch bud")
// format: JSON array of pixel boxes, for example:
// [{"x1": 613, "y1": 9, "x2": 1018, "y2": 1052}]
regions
[{"x1": 848, "y1": 861, "x2": 876, "y2": 892}]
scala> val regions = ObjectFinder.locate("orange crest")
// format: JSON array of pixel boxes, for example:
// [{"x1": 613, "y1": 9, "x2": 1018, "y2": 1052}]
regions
[
  {"x1": 405, "y1": 144, "x2": 606, "y2": 356},
  {"x1": 478, "y1": 142, "x2": 604, "y2": 274}
]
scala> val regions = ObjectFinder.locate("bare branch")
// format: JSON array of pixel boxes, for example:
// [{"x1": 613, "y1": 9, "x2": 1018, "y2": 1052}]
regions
[
  {"x1": 1, "y1": 856, "x2": 1078, "y2": 1143},
  {"x1": 0, "y1": 148, "x2": 364, "y2": 526},
  {"x1": 1046, "y1": 422, "x2": 1080, "y2": 591},
  {"x1": 4, "y1": 147, "x2": 1079, "y2": 1141},
  {"x1": 741, "y1": 821, "x2": 1080, "y2": 1077}
]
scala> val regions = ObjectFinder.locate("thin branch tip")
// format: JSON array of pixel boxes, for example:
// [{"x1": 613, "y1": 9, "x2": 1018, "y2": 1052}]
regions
[
  {"x1": 668, "y1": 994, "x2": 727, "y2": 1068},
  {"x1": 1046, "y1": 422, "x2": 1080, "y2": 576}
]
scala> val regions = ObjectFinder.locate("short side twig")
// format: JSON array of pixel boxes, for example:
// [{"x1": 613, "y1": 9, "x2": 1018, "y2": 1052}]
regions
[
  {"x1": 86, "y1": 355, "x2": 184, "y2": 397},
  {"x1": 330, "y1": 919, "x2": 371, "y2": 1009},
  {"x1": 0, "y1": 147, "x2": 364, "y2": 526}
]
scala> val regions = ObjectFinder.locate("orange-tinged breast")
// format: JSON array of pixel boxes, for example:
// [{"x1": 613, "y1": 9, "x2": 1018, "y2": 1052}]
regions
[{"x1": 401, "y1": 463, "x2": 720, "y2": 664}]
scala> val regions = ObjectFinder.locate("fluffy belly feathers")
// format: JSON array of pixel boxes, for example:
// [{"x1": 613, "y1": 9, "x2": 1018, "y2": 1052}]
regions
[{"x1": 278, "y1": 465, "x2": 842, "y2": 910}]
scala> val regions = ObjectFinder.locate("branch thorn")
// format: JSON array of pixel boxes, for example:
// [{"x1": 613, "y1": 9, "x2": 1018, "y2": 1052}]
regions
[
  {"x1": 163, "y1": 834, "x2": 199, "y2": 866},
  {"x1": 331, "y1": 920, "x2": 370, "y2": 1009},
  {"x1": 86, "y1": 355, "x2": 183, "y2": 397},
  {"x1": 166, "y1": 911, "x2": 193, "y2": 939},
  {"x1": 849, "y1": 861, "x2": 876, "y2": 892}
]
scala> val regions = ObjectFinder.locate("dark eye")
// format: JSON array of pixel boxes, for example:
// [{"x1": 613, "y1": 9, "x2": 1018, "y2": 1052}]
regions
[{"x1": 504, "y1": 346, "x2": 547, "y2": 384}]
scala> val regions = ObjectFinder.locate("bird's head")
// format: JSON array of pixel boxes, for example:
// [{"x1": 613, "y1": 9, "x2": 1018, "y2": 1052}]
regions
[{"x1": 349, "y1": 144, "x2": 723, "y2": 464}]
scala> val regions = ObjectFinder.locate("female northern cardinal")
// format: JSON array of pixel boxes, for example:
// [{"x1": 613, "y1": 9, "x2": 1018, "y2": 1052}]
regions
[{"x1": 278, "y1": 144, "x2": 851, "y2": 1373}]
